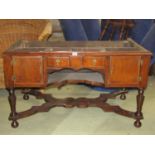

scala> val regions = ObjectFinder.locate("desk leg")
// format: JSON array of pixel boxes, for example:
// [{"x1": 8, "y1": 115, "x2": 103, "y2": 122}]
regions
[
  {"x1": 134, "y1": 89, "x2": 144, "y2": 128},
  {"x1": 8, "y1": 89, "x2": 19, "y2": 128}
]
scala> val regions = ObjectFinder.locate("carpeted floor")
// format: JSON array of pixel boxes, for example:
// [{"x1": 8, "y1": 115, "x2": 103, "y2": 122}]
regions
[{"x1": 0, "y1": 76, "x2": 155, "y2": 135}]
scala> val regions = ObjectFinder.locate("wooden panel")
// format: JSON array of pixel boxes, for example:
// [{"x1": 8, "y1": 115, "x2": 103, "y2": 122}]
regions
[
  {"x1": 13, "y1": 56, "x2": 44, "y2": 87},
  {"x1": 47, "y1": 57, "x2": 69, "y2": 68},
  {"x1": 70, "y1": 56, "x2": 82, "y2": 68},
  {"x1": 108, "y1": 56, "x2": 141, "y2": 86},
  {"x1": 139, "y1": 56, "x2": 151, "y2": 88},
  {"x1": 3, "y1": 55, "x2": 14, "y2": 88},
  {"x1": 0, "y1": 72, "x2": 5, "y2": 88},
  {"x1": 0, "y1": 58, "x2": 5, "y2": 88},
  {"x1": 83, "y1": 56, "x2": 105, "y2": 68}
]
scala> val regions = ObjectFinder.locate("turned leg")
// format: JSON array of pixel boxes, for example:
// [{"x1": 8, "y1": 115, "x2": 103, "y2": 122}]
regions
[
  {"x1": 8, "y1": 89, "x2": 19, "y2": 128},
  {"x1": 134, "y1": 89, "x2": 144, "y2": 128}
]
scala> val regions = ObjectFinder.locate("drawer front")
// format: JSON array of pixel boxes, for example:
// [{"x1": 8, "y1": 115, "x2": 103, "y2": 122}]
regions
[
  {"x1": 47, "y1": 57, "x2": 70, "y2": 67},
  {"x1": 70, "y1": 56, "x2": 82, "y2": 68},
  {"x1": 83, "y1": 56, "x2": 105, "y2": 68}
]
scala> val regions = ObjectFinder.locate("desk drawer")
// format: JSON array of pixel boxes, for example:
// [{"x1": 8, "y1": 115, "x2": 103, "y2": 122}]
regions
[
  {"x1": 47, "y1": 57, "x2": 70, "y2": 67},
  {"x1": 83, "y1": 56, "x2": 105, "y2": 68},
  {"x1": 70, "y1": 56, "x2": 82, "y2": 68}
]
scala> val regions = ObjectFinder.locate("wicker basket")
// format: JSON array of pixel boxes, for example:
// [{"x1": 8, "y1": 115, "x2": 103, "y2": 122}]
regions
[{"x1": 0, "y1": 19, "x2": 52, "y2": 88}]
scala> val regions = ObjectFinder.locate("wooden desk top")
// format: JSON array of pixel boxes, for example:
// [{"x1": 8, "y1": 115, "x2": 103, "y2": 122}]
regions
[{"x1": 4, "y1": 38, "x2": 152, "y2": 55}]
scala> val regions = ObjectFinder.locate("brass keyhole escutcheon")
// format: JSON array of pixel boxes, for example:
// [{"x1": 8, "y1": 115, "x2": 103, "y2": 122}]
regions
[
  {"x1": 92, "y1": 59, "x2": 97, "y2": 66},
  {"x1": 56, "y1": 59, "x2": 61, "y2": 65}
]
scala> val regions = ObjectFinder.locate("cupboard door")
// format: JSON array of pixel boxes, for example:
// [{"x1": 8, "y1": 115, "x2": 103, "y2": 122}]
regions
[
  {"x1": 108, "y1": 56, "x2": 141, "y2": 86},
  {"x1": 12, "y1": 56, "x2": 44, "y2": 87}
]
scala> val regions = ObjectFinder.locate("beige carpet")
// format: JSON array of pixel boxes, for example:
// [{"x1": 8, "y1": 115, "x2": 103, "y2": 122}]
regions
[{"x1": 0, "y1": 76, "x2": 155, "y2": 135}]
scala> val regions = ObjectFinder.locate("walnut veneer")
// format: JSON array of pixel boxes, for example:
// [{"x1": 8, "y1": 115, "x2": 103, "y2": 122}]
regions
[{"x1": 3, "y1": 38, "x2": 152, "y2": 128}]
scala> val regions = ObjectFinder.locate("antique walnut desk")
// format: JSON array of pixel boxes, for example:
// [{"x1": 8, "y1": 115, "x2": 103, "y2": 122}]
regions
[{"x1": 3, "y1": 38, "x2": 152, "y2": 128}]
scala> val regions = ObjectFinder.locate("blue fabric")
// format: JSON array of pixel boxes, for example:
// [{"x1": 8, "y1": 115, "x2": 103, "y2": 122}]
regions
[
  {"x1": 59, "y1": 19, "x2": 100, "y2": 41},
  {"x1": 141, "y1": 23, "x2": 155, "y2": 64},
  {"x1": 81, "y1": 19, "x2": 100, "y2": 40},
  {"x1": 131, "y1": 19, "x2": 153, "y2": 43},
  {"x1": 59, "y1": 19, "x2": 88, "y2": 40},
  {"x1": 88, "y1": 86, "x2": 121, "y2": 93}
]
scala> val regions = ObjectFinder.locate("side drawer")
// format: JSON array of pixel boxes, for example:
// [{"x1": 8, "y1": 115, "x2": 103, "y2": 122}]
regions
[
  {"x1": 83, "y1": 56, "x2": 105, "y2": 68},
  {"x1": 47, "y1": 57, "x2": 70, "y2": 68}
]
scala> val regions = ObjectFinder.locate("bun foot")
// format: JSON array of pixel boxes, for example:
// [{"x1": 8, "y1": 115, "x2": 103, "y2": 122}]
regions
[
  {"x1": 120, "y1": 94, "x2": 126, "y2": 100},
  {"x1": 11, "y1": 120, "x2": 19, "y2": 128},
  {"x1": 134, "y1": 120, "x2": 142, "y2": 128},
  {"x1": 23, "y1": 94, "x2": 29, "y2": 100}
]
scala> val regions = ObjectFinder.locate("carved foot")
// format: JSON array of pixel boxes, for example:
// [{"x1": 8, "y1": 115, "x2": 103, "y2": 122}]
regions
[
  {"x1": 120, "y1": 93, "x2": 126, "y2": 100},
  {"x1": 120, "y1": 88, "x2": 127, "y2": 100},
  {"x1": 23, "y1": 94, "x2": 29, "y2": 100},
  {"x1": 134, "y1": 120, "x2": 142, "y2": 128},
  {"x1": 11, "y1": 120, "x2": 19, "y2": 128},
  {"x1": 9, "y1": 112, "x2": 19, "y2": 128}
]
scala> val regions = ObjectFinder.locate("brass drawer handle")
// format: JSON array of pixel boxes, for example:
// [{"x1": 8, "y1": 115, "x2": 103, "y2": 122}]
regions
[
  {"x1": 92, "y1": 59, "x2": 97, "y2": 66},
  {"x1": 55, "y1": 58, "x2": 61, "y2": 65}
]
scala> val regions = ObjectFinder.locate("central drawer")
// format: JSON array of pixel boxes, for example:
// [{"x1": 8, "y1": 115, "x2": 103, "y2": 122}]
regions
[
  {"x1": 83, "y1": 56, "x2": 105, "y2": 68},
  {"x1": 47, "y1": 56, "x2": 106, "y2": 69},
  {"x1": 47, "y1": 57, "x2": 70, "y2": 67}
]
